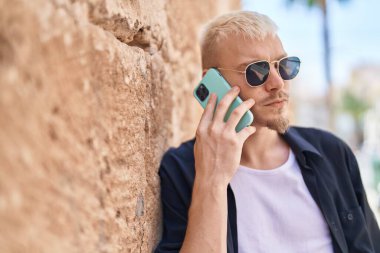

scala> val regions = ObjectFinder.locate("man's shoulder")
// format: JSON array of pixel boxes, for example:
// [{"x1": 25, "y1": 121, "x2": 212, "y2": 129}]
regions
[
  {"x1": 289, "y1": 126, "x2": 341, "y2": 142},
  {"x1": 159, "y1": 137, "x2": 196, "y2": 178},
  {"x1": 161, "y1": 137, "x2": 196, "y2": 163},
  {"x1": 287, "y1": 126, "x2": 351, "y2": 155}
]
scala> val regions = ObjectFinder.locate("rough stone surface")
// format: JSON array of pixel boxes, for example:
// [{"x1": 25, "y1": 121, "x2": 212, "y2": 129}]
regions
[{"x1": 0, "y1": 0, "x2": 239, "y2": 252}]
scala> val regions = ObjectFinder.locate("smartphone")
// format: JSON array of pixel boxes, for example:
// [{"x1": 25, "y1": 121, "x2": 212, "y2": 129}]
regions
[{"x1": 193, "y1": 68, "x2": 254, "y2": 132}]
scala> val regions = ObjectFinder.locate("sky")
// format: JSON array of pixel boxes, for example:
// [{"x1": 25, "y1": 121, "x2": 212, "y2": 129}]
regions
[{"x1": 242, "y1": 0, "x2": 380, "y2": 96}]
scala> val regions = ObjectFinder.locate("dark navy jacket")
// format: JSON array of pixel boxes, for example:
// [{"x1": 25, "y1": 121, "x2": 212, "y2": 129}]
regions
[{"x1": 154, "y1": 126, "x2": 380, "y2": 253}]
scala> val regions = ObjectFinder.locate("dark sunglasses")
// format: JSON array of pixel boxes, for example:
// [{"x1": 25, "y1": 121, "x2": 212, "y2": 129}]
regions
[{"x1": 218, "y1": 56, "x2": 301, "y2": 87}]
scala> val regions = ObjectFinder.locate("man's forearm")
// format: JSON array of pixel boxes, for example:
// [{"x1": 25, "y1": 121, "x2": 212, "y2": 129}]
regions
[{"x1": 180, "y1": 175, "x2": 228, "y2": 253}]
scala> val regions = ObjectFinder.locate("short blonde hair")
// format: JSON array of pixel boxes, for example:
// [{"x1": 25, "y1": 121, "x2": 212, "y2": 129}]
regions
[{"x1": 200, "y1": 11, "x2": 278, "y2": 68}]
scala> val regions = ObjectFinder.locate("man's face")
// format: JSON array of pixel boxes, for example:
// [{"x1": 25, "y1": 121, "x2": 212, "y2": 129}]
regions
[{"x1": 216, "y1": 34, "x2": 290, "y2": 133}]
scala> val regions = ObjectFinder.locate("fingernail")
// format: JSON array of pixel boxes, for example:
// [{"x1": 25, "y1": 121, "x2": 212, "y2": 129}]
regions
[{"x1": 233, "y1": 86, "x2": 239, "y2": 91}]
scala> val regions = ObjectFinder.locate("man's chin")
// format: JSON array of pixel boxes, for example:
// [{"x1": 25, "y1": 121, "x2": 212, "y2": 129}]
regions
[
  {"x1": 253, "y1": 114, "x2": 290, "y2": 134},
  {"x1": 267, "y1": 117, "x2": 290, "y2": 134}
]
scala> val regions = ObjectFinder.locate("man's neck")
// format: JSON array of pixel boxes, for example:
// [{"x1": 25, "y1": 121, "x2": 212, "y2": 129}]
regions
[{"x1": 240, "y1": 126, "x2": 290, "y2": 170}]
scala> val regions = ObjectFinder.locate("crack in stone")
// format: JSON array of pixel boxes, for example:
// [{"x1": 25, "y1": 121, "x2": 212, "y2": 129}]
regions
[
  {"x1": 89, "y1": 16, "x2": 157, "y2": 52},
  {"x1": 139, "y1": 219, "x2": 146, "y2": 253}
]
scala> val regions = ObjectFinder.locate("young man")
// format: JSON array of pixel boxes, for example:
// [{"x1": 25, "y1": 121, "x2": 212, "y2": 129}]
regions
[{"x1": 154, "y1": 11, "x2": 380, "y2": 253}]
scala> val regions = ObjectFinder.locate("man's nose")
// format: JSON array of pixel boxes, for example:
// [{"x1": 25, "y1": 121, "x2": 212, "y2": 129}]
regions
[{"x1": 264, "y1": 63, "x2": 284, "y2": 91}]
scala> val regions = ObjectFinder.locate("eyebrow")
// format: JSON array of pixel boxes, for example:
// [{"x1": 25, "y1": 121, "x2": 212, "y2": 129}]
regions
[{"x1": 236, "y1": 53, "x2": 288, "y2": 69}]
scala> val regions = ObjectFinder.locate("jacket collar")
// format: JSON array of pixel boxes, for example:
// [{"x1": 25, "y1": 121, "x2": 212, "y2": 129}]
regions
[{"x1": 281, "y1": 127, "x2": 323, "y2": 168}]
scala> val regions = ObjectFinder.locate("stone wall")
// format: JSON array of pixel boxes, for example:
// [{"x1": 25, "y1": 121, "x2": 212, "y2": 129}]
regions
[{"x1": 0, "y1": 0, "x2": 239, "y2": 252}]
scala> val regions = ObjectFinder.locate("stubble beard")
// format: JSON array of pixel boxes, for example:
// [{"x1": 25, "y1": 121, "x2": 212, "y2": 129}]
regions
[
  {"x1": 266, "y1": 113, "x2": 289, "y2": 134},
  {"x1": 252, "y1": 107, "x2": 290, "y2": 134},
  {"x1": 254, "y1": 90, "x2": 290, "y2": 134}
]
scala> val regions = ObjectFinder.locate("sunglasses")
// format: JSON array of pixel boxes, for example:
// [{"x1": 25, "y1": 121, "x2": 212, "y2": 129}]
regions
[{"x1": 217, "y1": 56, "x2": 301, "y2": 87}]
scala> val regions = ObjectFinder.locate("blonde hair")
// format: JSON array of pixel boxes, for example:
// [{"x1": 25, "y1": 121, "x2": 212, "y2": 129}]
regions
[{"x1": 200, "y1": 11, "x2": 278, "y2": 68}]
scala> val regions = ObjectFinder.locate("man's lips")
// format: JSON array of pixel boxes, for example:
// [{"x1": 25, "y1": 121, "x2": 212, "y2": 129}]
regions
[{"x1": 264, "y1": 99, "x2": 288, "y2": 106}]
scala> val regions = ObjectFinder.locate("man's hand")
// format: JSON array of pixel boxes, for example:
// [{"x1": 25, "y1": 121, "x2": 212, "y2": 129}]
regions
[
  {"x1": 194, "y1": 85, "x2": 256, "y2": 187},
  {"x1": 180, "y1": 86, "x2": 256, "y2": 253}
]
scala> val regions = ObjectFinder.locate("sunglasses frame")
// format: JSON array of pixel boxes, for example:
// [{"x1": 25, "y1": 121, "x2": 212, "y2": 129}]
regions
[{"x1": 217, "y1": 56, "x2": 301, "y2": 87}]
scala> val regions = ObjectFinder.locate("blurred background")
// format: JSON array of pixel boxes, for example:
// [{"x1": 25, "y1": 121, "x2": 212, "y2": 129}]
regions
[
  {"x1": 1, "y1": 0, "x2": 379, "y2": 251},
  {"x1": 243, "y1": 0, "x2": 380, "y2": 221}
]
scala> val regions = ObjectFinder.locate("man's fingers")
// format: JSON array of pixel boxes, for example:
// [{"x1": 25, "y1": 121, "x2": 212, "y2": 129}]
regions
[
  {"x1": 198, "y1": 93, "x2": 217, "y2": 128},
  {"x1": 225, "y1": 98, "x2": 255, "y2": 131},
  {"x1": 213, "y1": 86, "x2": 240, "y2": 124}
]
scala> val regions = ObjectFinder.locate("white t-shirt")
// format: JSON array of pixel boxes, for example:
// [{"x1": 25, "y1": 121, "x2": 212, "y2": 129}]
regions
[{"x1": 230, "y1": 149, "x2": 334, "y2": 253}]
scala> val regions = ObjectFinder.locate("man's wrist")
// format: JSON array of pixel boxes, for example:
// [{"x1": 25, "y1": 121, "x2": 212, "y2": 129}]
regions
[{"x1": 193, "y1": 174, "x2": 228, "y2": 194}]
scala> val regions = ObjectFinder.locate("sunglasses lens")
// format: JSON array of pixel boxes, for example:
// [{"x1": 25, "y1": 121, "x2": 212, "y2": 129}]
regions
[
  {"x1": 246, "y1": 61, "x2": 270, "y2": 86},
  {"x1": 279, "y1": 57, "x2": 301, "y2": 80}
]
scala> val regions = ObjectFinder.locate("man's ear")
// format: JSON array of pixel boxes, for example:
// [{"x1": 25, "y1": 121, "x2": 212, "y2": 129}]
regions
[{"x1": 202, "y1": 69, "x2": 208, "y2": 77}]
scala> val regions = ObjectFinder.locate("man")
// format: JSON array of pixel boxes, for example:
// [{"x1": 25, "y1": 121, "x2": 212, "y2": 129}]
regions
[{"x1": 154, "y1": 11, "x2": 380, "y2": 253}]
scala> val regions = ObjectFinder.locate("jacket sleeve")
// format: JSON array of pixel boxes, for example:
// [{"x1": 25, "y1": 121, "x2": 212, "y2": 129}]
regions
[
  {"x1": 154, "y1": 151, "x2": 189, "y2": 253},
  {"x1": 344, "y1": 144, "x2": 380, "y2": 252}
]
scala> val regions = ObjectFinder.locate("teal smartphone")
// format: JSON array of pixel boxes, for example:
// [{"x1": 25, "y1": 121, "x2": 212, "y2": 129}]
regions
[{"x1": 193, "y1": 68, "x2": 254, "y2": 132}]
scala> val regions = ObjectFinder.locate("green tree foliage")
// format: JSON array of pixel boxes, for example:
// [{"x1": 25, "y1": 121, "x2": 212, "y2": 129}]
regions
[{"x1": 341, "y1": 90, "x2": 370, "y2": 121}]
